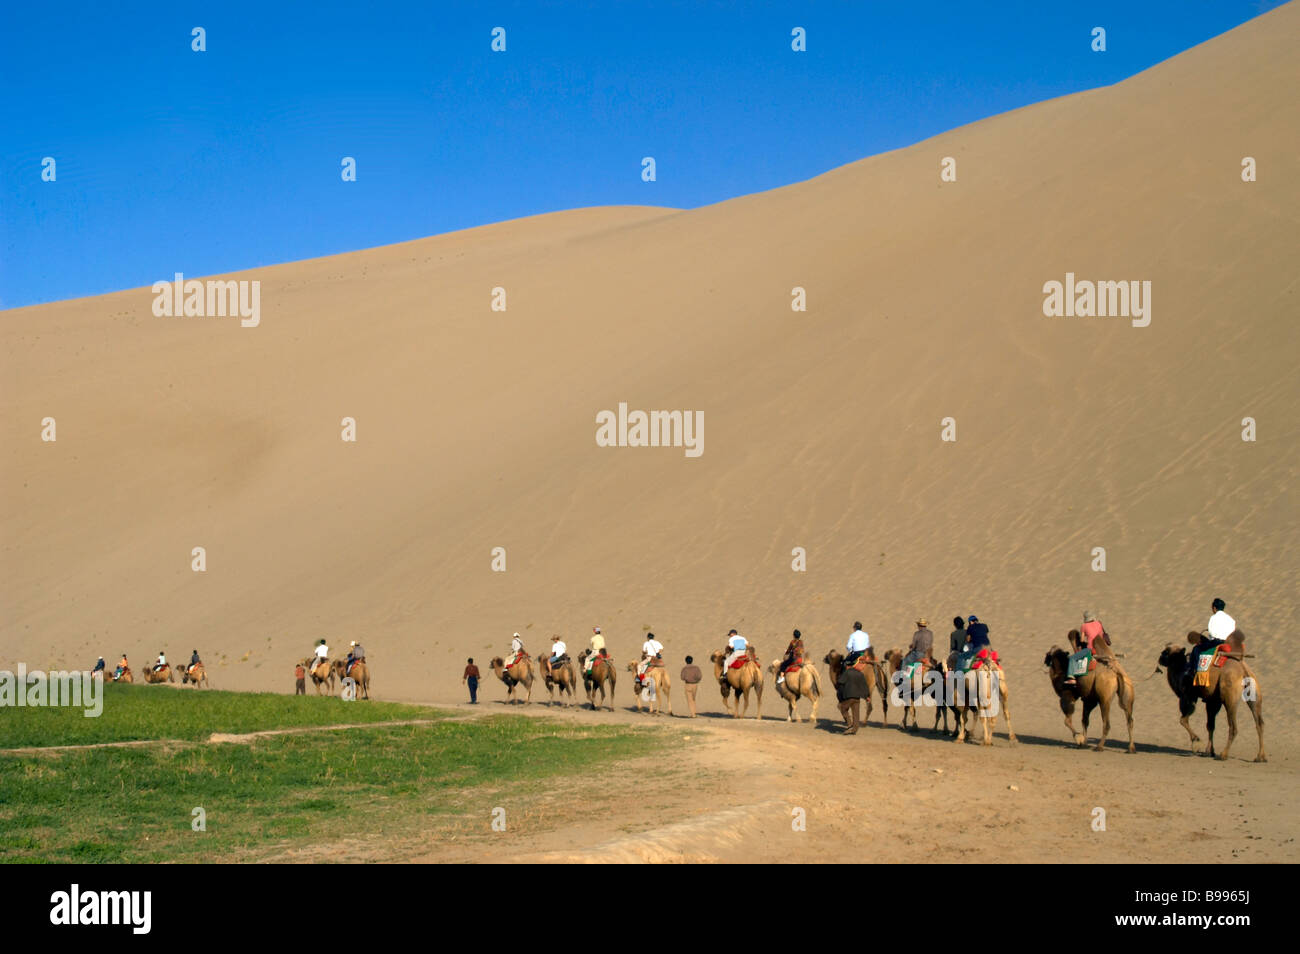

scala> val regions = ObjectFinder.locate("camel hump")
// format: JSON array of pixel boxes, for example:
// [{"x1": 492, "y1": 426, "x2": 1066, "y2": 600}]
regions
[
  {"x1": 1186, "y1": 631, "x2": 1204, "y2": 646},
  {"x1": 1227, "y1": 630, "x2": 1246, "y2": 653}
]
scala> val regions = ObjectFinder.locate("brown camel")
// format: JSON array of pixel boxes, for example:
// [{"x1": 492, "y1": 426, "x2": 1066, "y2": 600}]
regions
[
  {"x1": 882, "y1": 648, "x2": 948, "y2": 731},
  {"x1": 1044, "y1": 632, "x2": 1135, "y2": 753},
  {"x1": 710, "y1": 648, "x2": 763, "y2": 719},
  {"x1": 489, "y1": 655, "x2": 534, "y2": 704},
  {"x1": 950, "y1": 654, "x2": 1016, "y2": 746},
  {"x1": 333, "y1": 659, "x2": 371, "y2": 699},
  {"x1": 1158, "y1": 631, "x2": 1265, "y2": 762},
  {"x1": 543, "y1": 656, "x2": 578, "y2": 706},
  {"x1": 181, "y1": 662, "x2": 210, "y2": 689},
  {"x1": 305, "y1": 657, "x2": 335, "y2": 695},
  {"x1": 143, "y1": 664, "x2": 174, "y2": 684},
  {"x1": 768, "y1": 656, "x2": 821, "y2": 723},
  {"x1": 578, "y1": 650, "x2": 616, "y2": 711},
  {"x1": 823, "y1": 650, "x2": 889, "y2": 727},
  {"x1": 627, "y1": 661, "x2": 672, "y2": 715}
]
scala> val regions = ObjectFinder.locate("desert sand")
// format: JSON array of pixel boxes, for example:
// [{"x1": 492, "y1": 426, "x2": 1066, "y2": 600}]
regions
[{"x1": 2, "y1": 3, "x2": 1297, "y2": 860}]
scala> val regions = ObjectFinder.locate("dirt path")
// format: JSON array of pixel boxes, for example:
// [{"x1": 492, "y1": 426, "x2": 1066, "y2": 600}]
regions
[{"x1": 400, "y1": 699, "x2": 1296, "y2": 864}]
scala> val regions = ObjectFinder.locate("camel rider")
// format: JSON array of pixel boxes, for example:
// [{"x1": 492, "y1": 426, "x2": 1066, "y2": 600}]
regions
[
  {"x1": 313, "y1": 639, "x2": 329, "y2": 672},
  {"x1": 1065, "y1": 612, "x2": 1111, "y2": 685},
  {"x1": 115, "y1": 655, "x2": 129, "y2": 679},
  {"x1": 903, "y1": 618, "x2": 933, "y2": 667},
  {"x1": 585, "y1": 627, "x2": 606, "y2": 674},
  {"x1": 188, "y1": 649, "x2": 201, "y2": 675},
  {"x1": 638, "y1": 632, "x2": 663, "y2": 682},
  {"x1": 346, "y1": 641, "x2": 365, "y2": 675},
  {"x1": 846, "y1": 621, "x2": 871, "y2": 666},
  {"x1": 777, "y1": 630, "x2": 805, "y2": 684},
  {"x1": 506, "y1": 633, "x2": 525, "y2": 667},
  {"x1": 1186, "y1": 598, "x2": 1235, "y2": 690},
  {"x1": 153, "y1": 651, "x2": 167, "y2": 673},
  {"x1": 965, "y1": 616, "x2": 990, "y2": 650},
  {"x1": 949, "y1": 616, "x2": 968, "y2": 655},
  {"x1": 547, "y1": 636, "x2": 567, "y2": 676},
  {"x1": 93, "y1": 656, "x2": 106, "y2": 675},
  {"x1": 720, "y1": 629, "x2": 747, "y2": 680}
]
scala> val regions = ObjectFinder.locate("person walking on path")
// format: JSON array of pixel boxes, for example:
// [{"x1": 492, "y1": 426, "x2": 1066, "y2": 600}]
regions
[
  {"x1": 463, "y1": 657, "x2": 481, "y2": 703},
  {"x1": 680, "y1": 655, "x2": 703, "y2": 717},
  {"x1": 294, "y1": 662, "x2": 306, "y2": 695}
]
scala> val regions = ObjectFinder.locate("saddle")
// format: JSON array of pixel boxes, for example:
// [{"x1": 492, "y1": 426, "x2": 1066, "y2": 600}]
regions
[
  {"x1": 1067, "y1": 649, "x2": 1094, "y2": 677},
  {"x1": 1193, "y1": 644, "x2": 1232, "y2": 686},
  {"x1": 849, "y1": 650, "x2": 876, "y2": 674},
  {"x1": 729, "y1": 649, "x2": 757, "y2": 670}
]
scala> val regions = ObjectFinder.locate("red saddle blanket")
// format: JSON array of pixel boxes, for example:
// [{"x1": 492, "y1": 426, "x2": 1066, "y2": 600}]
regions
[
  {"x1": 970, "y1": 648, "x2": 1001, "y2": 670},
  {"x1": 729, "y1": 652, "x2": 756, "y2": 670}
]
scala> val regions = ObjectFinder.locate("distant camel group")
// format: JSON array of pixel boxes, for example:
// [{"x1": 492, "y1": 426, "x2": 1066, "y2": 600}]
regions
[{"x1": 486, "y1": 628, "x2": 1266, "y2": 763}]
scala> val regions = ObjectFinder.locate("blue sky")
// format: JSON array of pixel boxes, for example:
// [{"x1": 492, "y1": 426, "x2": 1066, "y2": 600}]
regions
[{"x1": 0, "y1": 1, "x2": 1284, "y2": 308}]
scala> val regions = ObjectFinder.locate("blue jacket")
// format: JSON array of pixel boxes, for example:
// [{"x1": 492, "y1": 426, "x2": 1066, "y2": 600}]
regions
[{"x1": 966, "y1": 623, "x2": 991, "y2": 648}]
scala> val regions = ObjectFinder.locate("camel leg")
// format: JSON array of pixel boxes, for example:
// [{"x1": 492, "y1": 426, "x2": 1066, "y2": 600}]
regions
[
  {"x1": 1060, "y1": 696, "x2": 1083, "y2": 746},
  {"x1": 1203, "y1": 696, "x2": 1222, "y2": 758},
  {"x1": 1216, "y1": 691, "x2": 1239, "y2": 762},
  {"x1": 1246, "y1": 694, "x2": 1266, "y2": 763},
  {"x1": 1094, "y1": 695, "x2": 1112, "y2": 752}
]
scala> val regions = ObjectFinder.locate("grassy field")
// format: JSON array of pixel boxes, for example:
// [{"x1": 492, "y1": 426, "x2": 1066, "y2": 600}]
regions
[
  {"x1": 0, "y1": 684, "x2": 444, "y2": 748},
  {"x1": 0, "y1": 691, "x2": 664, "y2": 863}
]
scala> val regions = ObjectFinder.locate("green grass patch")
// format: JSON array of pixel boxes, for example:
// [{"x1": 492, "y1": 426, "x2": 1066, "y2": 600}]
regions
[
  {"x1": 0, "y1": 714, "x2": 662, "y2": 863},
  {"x1": 0, "y1": 684, "x2": 444, "y2": 748}
]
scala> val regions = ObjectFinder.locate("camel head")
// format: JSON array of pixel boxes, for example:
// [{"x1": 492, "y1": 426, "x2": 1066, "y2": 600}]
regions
[
  {"x1": 1158, "y1": 644, "x2": 1185, "y2": 669},
  {"x1": 1185, "y1": 631, "x2": 1203, "y2": 646},
  {"x1": 823, "y1": 650, "x2": 842, "y2": 667},
  {"x1": 489, "y1": 656, "x2": 505, "y2": 673},
  {"x1": 1044, "y1": 646, "x2": 1069, "y2": 673}
]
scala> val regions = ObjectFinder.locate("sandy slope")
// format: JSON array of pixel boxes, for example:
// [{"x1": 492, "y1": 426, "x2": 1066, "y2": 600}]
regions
[{"x1": 3, "y1": 0, "x2": 1298, "y2": 795}]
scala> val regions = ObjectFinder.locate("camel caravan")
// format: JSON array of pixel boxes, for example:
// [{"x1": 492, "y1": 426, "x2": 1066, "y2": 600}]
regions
[
  {"x1": 106, "y1": 651, "x2": 210, "y2": 689},
  {"x1": 300, "y1": 639, "x2": 370, "y2": 699},
  {"x1": 482, "y1": 599, "x2": 1266, "y2": 764}
]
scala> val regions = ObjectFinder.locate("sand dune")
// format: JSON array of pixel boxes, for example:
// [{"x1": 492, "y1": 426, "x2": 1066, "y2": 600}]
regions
[{"x1": 3, "y1": 4, "x2": 1297, "y2": 759}]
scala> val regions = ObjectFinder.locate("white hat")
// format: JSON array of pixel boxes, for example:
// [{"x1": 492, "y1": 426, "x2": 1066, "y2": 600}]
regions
[
  {"x1": 350, "y1": 641, "x2": 357, "y2": 646},
  {"x1": 513, "y1": 632, "x2": 520, "y2": 638}
]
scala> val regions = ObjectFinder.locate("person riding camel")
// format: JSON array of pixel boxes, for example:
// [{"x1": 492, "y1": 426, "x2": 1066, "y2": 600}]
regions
[
  {"x1": 1065, "y1": 611, "x2": 1111, "y2": 685},
  {"x1": 190, "y1": 648, "x2": 201, "y2": 669},
  {"x1": 115, "y1": 654, "x2": 129, "y2": 680},
  {"x1": 312, "y1": 639, "x2": 329, "y2": 672},
  {"x1": 152, "y1": 651, "x2": 167, "y2": 673},
  {"x1": 93, "y1": 656, "x2": 106, "y2": 676},
  {"x1": 1185, "y1": 598, "x2": 1235, "y2": 692},
  {"x1": 585, "y1": 627, "x2": 607, "y2": 674},
  {"x1": 637, "y1": 632, "x2": 664, "y2": 685},
  {"x1": 505, "y1": 633, "x2": 525, "y2": 667},
  {"x1": 965, "y1": 616, "x2": 989, "y2": 650},
  {"x1": 546, "y1": 636, "x2": 567, "y2": 677},
  {"x1": 777, "y1": 629, "x2": 805, "y2": 684},
  {"x1": 845, "y1": 621, "x2": 871, "y2": 666},
  {"x1": 903, "y1": 618, "x2": 933, "y2": 668},
  {"x1": 720, "y1": 629, "x2": 747, "y2": 681},
  {"x1": 346, "y1": 640, "x2": 365, "y2": 675}
]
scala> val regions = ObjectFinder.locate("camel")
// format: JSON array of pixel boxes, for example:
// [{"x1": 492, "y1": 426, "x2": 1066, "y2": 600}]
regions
[
  {"x1": 333, "y1": 659, "x2": 371, "y2": 699},
  {"x1": 489, "y1": 655, "x2": 534, "y2": 704},
  {"x1": 710, "y1": 648, "x2": 763, "y2": 719},
  {"x1": 181, "y1": 662, "x2": 210, "y2": 689},
  {"x1": 1158, "y1": 631, "x2": 1265, "y2": 762},
  {"x1": 950, "y1": 653, "x2": 1016, "y2": 746},
  {"x1": 578, "y1": 650, "x2": 617, "y2": 710},
  {"x1": 627, "y1": 661, "x2": 672, "y2": 715},
  {"x1": 882, "y1": 648, "x2": 948, "y2": 731},
  {"x1": 768, "y1": 656, "x2": 821, "y2": 723},
  {"x1": 304, "y1": 657, "x2": 335, "y2": 695},
  {"x1": 1044, "y1": 632, "x2": 1135, "y2": 753},
  {"x1": 143, "y1": 664, "x2": 174, "y2": 684},
  {"x1": 823, "y1": 650, "x2": 889, "y2": 727},
  {"x1": 112, "y1": 667, "x2": 133, "y2": 684},
  {"x1": 543, "y1": 656, "x2": 578, "y2": 706}
]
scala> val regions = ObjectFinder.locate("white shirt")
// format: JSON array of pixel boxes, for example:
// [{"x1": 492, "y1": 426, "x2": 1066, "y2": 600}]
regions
[
  {"x1": 727, "y1": 634, "x2": 746, "y2": 651},
  {"x1": 847, "y1": 629, "x2": 870, "y2": 653},
  {"x1": 315, "y1": 645, "x2": 329, "y2": 659},
  {"x1": 551, "y1": 640, "x2": 566, "y2": 657},
  {"x1": 510, "y1": 636, "x2": 523, "y2": 653},
  {"x1": 156, "y1": 655, "x2": 166, "y2": 666},
  {"x1": 1207, "y1": 610, "x2": 1236, "y2": 640},
  {"x1": 643, "y1": 638, "x2": 663, "y2": 657}
]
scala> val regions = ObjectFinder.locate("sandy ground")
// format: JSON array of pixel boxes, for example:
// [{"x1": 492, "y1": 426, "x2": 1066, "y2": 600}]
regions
[
  {"x1": 3, "y1": 5, "x2": 1297, "y2": 863},
  {"x1": 255, "y1": 693, "x2": 1293, "y2": 864}
]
